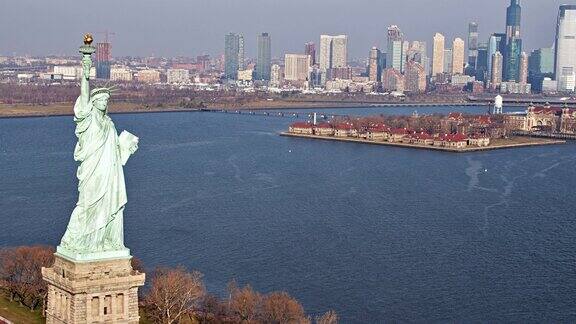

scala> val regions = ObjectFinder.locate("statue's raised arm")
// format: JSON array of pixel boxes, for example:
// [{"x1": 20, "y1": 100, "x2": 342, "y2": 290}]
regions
[{"x1": 75, "y1": 34, "x2": 95, "y2": 120}]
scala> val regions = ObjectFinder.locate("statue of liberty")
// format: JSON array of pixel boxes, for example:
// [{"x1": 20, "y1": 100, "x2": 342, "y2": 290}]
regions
[{"x1": 57, "y1": 34, "x2": 139, "y2": 261}]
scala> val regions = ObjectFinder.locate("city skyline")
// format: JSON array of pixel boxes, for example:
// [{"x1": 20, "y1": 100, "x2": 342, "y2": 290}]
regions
[{"x1": 0, "y1": 0, "x2": 570, "y2": 58}]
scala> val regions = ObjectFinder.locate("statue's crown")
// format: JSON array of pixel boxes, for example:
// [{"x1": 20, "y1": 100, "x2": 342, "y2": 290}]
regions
[{"x1": 90, "y1": 87, "x2": 113, "y2": 98}]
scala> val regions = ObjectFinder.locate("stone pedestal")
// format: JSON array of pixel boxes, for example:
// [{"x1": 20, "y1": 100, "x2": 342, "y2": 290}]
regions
[{"x1": 42, "y1": 255, "x2": 145, "y2": 324}]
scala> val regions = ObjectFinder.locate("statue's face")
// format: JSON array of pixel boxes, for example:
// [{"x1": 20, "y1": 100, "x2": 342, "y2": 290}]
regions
[{"x1": 94, "y1": 97, "x2": 108, "y2": 112}]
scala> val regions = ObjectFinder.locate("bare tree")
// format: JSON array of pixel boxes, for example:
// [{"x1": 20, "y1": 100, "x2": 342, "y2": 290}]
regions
[
  {"x1": 227, "y1": 281, "x2": 263, "y2": 323},
  {"x1": 315, "y1": 310, "x2": 338, "y2": 324},
  {"x1": 143, "y1": 266, "x2": 205, "y2": 324},
  {"x1": 0, "y1": 245, "x2": 54, "y2": 311},
  {"x1": 130, "y1": 256, "x2": 145, "y2": 273},
  {"x1": 261, "y1": 292, "x2": 309, "y2": 324}
]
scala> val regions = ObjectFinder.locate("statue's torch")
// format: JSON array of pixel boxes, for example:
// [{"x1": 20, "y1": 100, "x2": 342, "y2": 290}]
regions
[{"x1": 79, "y1": 34, "x2": 95, "y2": 79}]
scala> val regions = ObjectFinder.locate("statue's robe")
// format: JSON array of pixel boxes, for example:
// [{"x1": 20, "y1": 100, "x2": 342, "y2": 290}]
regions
[{"x1": 60, "y1": 95, "x2": 126, "y2": 253}]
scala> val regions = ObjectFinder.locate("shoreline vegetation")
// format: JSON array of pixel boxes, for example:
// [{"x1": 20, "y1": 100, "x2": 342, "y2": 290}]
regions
[
  {"x1": 280, "y1": 133, "x2": 565, "y2": 152},
  {"x1": 0, "y1": 245, "x2": 338, "y2": 324},
  {"x1": 0, "y1": 100, "x2": 484, "y2": 119},
  {"x1": 0, "y1": 92, "x2": 487, "y2": 118}
]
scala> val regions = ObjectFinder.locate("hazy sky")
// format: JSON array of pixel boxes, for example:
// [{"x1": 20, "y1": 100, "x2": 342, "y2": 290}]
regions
[{"x1": 0, "y1": 0, "x2": 567, "y2": 59}]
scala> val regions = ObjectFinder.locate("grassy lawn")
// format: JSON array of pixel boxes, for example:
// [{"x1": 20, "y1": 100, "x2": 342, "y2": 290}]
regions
[{"x1": 0, "y1": 295, "x2": 44, "y2": 324}]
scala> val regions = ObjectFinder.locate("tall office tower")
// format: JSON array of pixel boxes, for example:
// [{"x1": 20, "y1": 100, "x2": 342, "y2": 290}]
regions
[
  {"x1": 505, "y1": 38, "x2": 523, "y2": 81},
  {"x1": 504, "y1": 0, "x2": 522, "y2": 81},
  {"x1": 519, "y1": 51, "x2": 528, "y2": 84},
  {"x1": 255, "y1": 33, "x2": 272, "y2": 81},
  {"x1": 488, "y1": 33, "x2": 507, "y2": 76},
  {"x1": 305, "y1": 42, "x2": 316, "y2": 66},
  {"x1": 554, "y1": 5, "x2": 576, "y2": 92},
  {"x1": 452, "y1": 38, "x2": 465, "y2": 75},
  {"x1": 319, "y1": 35, "x2": 348, "y2": 84},
  {"x1": 405, "y1": 60, "x2": 427, "y2": 92},
  {"x1": 238, "y1": 35, "x2": 245, "y2": 70},
  {"x1": 95, "y1": 42, "x2": 111, "y2": 79},
  {"x1": 443, "y1": 49, "x2": 453, "y2": 74},
  {"x1": 491, "y1": 51, "x2": 503, "y2": 88},
  {"x1": 284, "y1": 54, "x2": 311, "y2": 81},
  {"x1": 224, "y1": 33, "x2": 243, "y2": 80},
  {"x1": 386, "y1": 25, "x2": 404, "y2": 72},
  {"x1": 476, "y1": 43, "x2": 489, "y2": 81},
  {"x1": 529, "y1": 47, "x2": 555, "y2": 75},
  {"x1": 468, "y1": 22, "x2": 479, "y2": 69},
  {"x1": 432, "y1": 33, "x2": 445, "y2": 76},
  {"x1": 369, "y1": 47, "x2": 382, "y2": 82},
  {"x1": 506, "y1": 0, "x2": 521, "y2": 39}
]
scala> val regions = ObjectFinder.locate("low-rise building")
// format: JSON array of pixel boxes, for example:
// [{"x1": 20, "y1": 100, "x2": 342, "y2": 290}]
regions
[
  {"x1": 314, "y1": 123, "x2": 334, "y2": 136},
  {"x1": 289, "y1": 122, "x2": 314, "y2": 134},
  {"x1": 167, "y1": 68, "x2": 190, "y2": 84},
  {"x1": 137, "y1": 69, "x2": 161, "y2": 83},
  {"x1": 334, "y1": 123, "x2": 357, "y2": 137},
  {"x1": 468, "y1": 135, "x2": 490, "y2": 146},
  {"x1": 110, "y1": 67, "x2": 133, "y2": 82},
  {"x1": 367, "y1": 125, "x2": 389, "y2": 141},
  {"x1": 500, "y1": 81, "x2": 531, "y2": 94}
]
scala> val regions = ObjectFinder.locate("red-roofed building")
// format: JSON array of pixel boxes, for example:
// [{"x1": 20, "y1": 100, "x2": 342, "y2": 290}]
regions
[
  {"x1": 389, "y1": 128, "x2": 412, "y2": 142},
  {"x1": 468, "y1": 134, "x2": 490, "y2": 147},
  {"x1": 334, "y1": 123, "x2": 358, "y2": 137},
  {"x1": 367, "y1": 124, "x2": 390, "y2": 141},
  {"x1": 314, "y1": 123, "x2": 334, "y2": 136},
  {"x1": 441, "y1": 112, "x2": 465, "y2": 133},
  {"x1": 434, "y1": 133, "x2": 468, "y2": 148},
  {"x1": 411, "y1": 132, "x2": 434, "y2": 145}
]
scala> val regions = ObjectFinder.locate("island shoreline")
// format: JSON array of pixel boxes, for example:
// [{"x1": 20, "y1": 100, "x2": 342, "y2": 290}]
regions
[{"x1": 280, "y1": 132, "x2": 566, "y2": 153}]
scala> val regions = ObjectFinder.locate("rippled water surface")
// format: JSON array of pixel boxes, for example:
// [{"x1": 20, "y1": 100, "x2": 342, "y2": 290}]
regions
[{"x1": 1, "y1": 105, "x2": 575, "y2": 322}]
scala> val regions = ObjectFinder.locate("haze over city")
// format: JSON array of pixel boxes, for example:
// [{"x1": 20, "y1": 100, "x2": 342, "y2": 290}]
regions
[
  {"x1": 3, "y1": 1, "x2": 576, "y2": 323},
  {"x1": 0, "y1": 0, "x2": 568, "y2": 57}
]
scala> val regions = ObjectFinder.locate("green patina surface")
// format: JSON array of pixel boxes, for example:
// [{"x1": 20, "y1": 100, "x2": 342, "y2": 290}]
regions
[{"x1": 56, "y1": 44, "x2": 139, "y2": 262}]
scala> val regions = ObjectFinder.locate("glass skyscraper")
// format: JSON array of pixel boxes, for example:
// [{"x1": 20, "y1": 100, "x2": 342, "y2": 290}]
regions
[
  {"x1": 504, "y1": 0, "x2": 522, "y2": 81},
  {"x1": 487, "y1": 33, "x2": 506, "y2": 75},
  {"x1": 224, "y1": 33, "x2": 244, "y2": 80},
  {"x1": 386, "y1": 25, "x2": 404, "y2": 73},
  {"x1": 468, "y1": 22, "x2": 479, "y2": 69},
  {"x1": 554, "y1": 5, "x2": 576, "y2": 91},
  {"x1": 256, "y1": 33, "x2": 271, "y2": 81}
]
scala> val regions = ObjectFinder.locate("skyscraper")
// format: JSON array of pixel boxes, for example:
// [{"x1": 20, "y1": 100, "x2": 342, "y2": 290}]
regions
[
  {"x1": 554, "y1": 5, "x2": 576, "y2": 92},
  {"x1": 504, "y1": 0, "x2": 522, "y2": 81},
  {"x1": 506, "y1": 0, "x2": 521, "y2": 39},
  {"x1": 224, "y1": 33, "x2": 244, "y2": 80},
  {"x1": 519, "y1": 51, "x2": 528, "y2": 84},
  {"x1": 468, "y1": 22, "x2": 479, "y2": 69},
  {"x1": 368, "y1": 47, "x2": 382, "y2": 82},
  {"x1": 95, "y1": 42, "x2": 111, "y2": 79},
  {"x1": 432, "y1": 33, "x2": 445, "y2": 77},
  {"x1": 387, "y1": 25, "x2": 404, "y2": 72},
  {"x1": 405, "y1": 60, "x2": 427, "y2": 92},
  {"x1": 319, "y1": 35, "x2": 348, "y2": 84},
  {"x1": 491, "y1": 51, "x2": 503, "y2": 88},
  {"x1": 452, "y1": 38, "x2": 465, "y2": 75},
  {"x1": 529, "y1": 47, "x2": 554, "y2": 75},
  {"x1": 444, "y1": 49, "x2": 453, "y2": 74},
  {"x1": 238, "y1": 35, "x2": 245, "y2": 70},
  {"x1": 284, "y1": 54, "x2": 311, "y2": 82},
  {"x1": 476, "y1": 42, "x2": 489, "y2": 81},
  {"x1": 305, "y1": 42, "x2": 316, "y2": 66},
  {"x1": 255, "y1": 33, "x2": 271, "y2": 81},
  {"x1": 488, "y1": 33, "x2": 507, "y2": 75}
]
